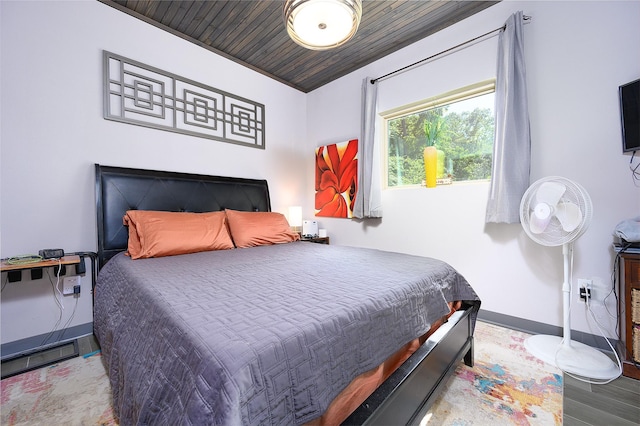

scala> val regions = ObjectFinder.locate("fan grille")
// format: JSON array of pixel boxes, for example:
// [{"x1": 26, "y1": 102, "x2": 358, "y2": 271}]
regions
[{"x1": 520, "y1": 176, "x2": 593, "y2": 246}]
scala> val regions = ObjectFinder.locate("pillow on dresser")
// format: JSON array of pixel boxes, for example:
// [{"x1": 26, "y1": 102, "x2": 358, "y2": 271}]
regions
[
  {"x1": 123, "y1": 210, "x2": 234, "y2": 259},
  {"x1": 225, "y1": 209, "x2": 300, "y2": 248}
]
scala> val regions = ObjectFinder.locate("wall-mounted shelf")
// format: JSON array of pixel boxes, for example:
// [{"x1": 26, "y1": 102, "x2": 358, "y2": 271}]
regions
[
  {"x1": 1, "y1": 255, "x2": 80, "y2": 282},
  {"x1": 1, "y1": 255, "x2": 80, "y2": 271}
]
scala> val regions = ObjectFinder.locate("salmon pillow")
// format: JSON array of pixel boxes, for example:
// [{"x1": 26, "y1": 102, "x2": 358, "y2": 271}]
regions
[
  {"x1": 225, "y1": 209, "x2": 301, "y2": 248},
  {"x1": 123, "y1": 210, "x2": 234, "y2": 259}
]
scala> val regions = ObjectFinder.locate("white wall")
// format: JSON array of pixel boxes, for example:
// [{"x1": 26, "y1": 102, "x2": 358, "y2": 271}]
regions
[
  {"x1": 305, "y1": 0, "x2": 640, "y2": 338},
  {"x1": 2, "y1": 0, "x2": 638, "y2": 351},
  {"x1": 0, "y1": 0, "x2": 306, "y2": 347}
]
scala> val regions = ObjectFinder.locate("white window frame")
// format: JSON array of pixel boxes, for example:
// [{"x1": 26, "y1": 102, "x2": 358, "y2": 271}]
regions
[{"x1": 380, "y1": 79, "x2": 496, "y2": 189}]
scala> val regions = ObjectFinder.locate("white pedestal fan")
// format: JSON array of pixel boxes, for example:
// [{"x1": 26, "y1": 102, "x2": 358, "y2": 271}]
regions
[{"x1": 519, "y1": 176, "x2": 620, "y2": 380}]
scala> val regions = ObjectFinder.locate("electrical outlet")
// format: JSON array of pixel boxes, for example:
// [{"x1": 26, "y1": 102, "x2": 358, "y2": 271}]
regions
[
  {"x1": 62, "y1": 276, "x2": 81, "y2": 296},
  {"x1": 579, "y1": 287, "x2": 591, "y2": 301},
  {"x1": 578, "y1": 278, "x2": 592, "y2": 302}
]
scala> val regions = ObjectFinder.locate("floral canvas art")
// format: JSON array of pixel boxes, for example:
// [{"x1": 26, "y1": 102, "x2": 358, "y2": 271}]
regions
[{"x1": 315, "y1": 139, "x2": 358, "y2": 218}]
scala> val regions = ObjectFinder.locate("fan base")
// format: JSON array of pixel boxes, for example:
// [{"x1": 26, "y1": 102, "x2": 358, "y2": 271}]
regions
[{"x1": 524, "y1": 335, "x2": 619, "y2": 380}]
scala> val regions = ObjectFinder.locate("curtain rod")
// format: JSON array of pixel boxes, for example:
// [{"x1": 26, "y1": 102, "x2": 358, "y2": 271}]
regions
[{"x1": 371, "y1": 15, "x2": 531, "y2": 84}]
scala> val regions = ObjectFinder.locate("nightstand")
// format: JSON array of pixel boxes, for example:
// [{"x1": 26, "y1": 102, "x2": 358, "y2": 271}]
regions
[{"x1": 301, "y1": 236, "x2": 330, "y2": 245}]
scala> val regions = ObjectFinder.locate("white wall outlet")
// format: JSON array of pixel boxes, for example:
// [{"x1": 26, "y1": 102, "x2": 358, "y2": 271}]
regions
[
  {"x1": 577, "y1": 278, "x2": 593, "y2": 302},
  {"x1": 62, "y1": 276, "x2": 81, "y2": 296}
]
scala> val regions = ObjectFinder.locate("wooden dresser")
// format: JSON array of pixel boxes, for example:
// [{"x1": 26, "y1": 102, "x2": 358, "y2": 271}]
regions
[{"x1": 619, "y1": 250, "x2": 640, "y2": 380}]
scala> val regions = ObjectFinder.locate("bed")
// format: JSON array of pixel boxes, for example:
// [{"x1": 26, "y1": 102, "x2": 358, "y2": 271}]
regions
[{"x1": 93, "y1": 164, "x2": 480, "y2": 425}]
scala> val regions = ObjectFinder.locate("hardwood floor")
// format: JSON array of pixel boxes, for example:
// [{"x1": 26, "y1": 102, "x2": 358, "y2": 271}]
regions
[{"x1": 564, "y1": 373, "x2": 640, "y2": 425}]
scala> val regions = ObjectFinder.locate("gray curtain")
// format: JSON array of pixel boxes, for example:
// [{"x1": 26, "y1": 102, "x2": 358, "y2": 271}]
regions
[
  {"x1": 485, "y1": 11, "x2": 531, "y2": 223},
  {"x1": 353, "y1": 77, "x2": 383, "y2": 218}
]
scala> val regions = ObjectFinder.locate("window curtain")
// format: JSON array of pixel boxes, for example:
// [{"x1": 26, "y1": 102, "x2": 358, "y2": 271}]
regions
[
  {"x1": 353, "y1": 77, "x2": 383, "y2": 219},
  {"x1": 485, "y1": 11, "x2": 531, "y2": 223}
]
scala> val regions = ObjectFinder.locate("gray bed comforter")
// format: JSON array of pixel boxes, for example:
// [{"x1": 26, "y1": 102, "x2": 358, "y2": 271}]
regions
[{"x1": 93, "y1": 242, "x2": 479, "y2": 425}]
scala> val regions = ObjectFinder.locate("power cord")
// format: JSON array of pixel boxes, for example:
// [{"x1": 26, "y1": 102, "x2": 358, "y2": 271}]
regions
[
  {"x1": 579, "y1": 295, "x2": 623, "y2": 384},
  {"x1": 41, "y1": 252, "x2": 97, "y2": 344},
  {"x1": 630, "y1": 150, "x2": 640, "y2": 185},
  {"x1": 40, "y1": 259, "x2": 65, "y2": 346},
  {"x1": 603, "y1": 244, "x2": 625, "y2": 322},
  {"x1": 54, "y1": 258, "x2": 64, "y2": 310},
  {"x1": 56, "y1": 296, "x2": 79, "y2": 342}
]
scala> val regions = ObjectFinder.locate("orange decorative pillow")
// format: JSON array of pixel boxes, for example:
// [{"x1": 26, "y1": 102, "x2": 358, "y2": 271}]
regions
[
  {"x1": 225, "y1": 209, "x2": 301, "y2": 248},
  {"x1": 123, "y1": 210, "x2": 234, "y2": 259}
]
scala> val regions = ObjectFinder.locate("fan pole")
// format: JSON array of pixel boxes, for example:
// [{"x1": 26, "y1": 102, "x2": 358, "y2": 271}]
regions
[{"x1": 562, "y1": 243, "x2": 572, "y2": 345}]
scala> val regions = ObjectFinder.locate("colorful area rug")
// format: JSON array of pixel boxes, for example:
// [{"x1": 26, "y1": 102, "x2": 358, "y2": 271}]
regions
[
  {"x1": 0, "y1": 321, "x2": 562, "y2": 425},
  {"x1": 0, "y1": 353, "x2": 116, "y2": 426},
  {"x1": 424, "y1": 322, "x2": 563, "y2": 425}
]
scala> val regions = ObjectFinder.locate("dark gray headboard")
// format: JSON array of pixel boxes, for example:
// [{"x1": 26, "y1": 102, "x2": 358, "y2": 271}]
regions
[{"x1": 95, "y1": 164, "x2": 271, "y2": 268}]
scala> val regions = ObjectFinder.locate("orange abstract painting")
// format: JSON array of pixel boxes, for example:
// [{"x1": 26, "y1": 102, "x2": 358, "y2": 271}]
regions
[{"x1": 315, "y1": 139, "x2": 358, "y2": 218}]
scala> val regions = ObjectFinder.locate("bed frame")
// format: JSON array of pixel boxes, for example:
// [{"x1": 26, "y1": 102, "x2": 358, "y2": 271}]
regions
[{"x1": 94, "y1": 164, "x2": 476, "y2": 425}]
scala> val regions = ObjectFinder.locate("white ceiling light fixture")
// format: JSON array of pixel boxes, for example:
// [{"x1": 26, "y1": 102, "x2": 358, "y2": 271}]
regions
[{"x1": 283, "y1": 0, "x2": 362, "y2": 50}]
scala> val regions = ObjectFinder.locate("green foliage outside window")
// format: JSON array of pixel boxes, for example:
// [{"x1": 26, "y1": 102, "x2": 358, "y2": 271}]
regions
[{"x1": 387, "y1": 92, "x2": 495, "y2": 187}]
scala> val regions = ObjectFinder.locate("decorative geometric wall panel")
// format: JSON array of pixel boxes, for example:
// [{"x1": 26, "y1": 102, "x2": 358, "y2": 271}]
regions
[{"x1": 103, "y1": 51, "x2": 265, "y2": 149}]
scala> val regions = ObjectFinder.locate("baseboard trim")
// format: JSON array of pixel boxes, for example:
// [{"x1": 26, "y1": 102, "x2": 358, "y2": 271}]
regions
[
  {"x1": 1, "y1": 322, "x2": 93, "y2": 360},
  {"x1": 478, "y1": 309, "x2": 618, "y2": 352}
]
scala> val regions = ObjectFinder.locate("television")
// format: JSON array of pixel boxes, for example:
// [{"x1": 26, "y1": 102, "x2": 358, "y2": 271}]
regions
[{"x1": 619, "y1": 78, "x2": 640, "y2": 152}]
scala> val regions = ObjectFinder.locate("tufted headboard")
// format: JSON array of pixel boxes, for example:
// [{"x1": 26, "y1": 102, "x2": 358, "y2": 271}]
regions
[{"x1": 94, "y1": 164, "x2": 271, "y2": 268}]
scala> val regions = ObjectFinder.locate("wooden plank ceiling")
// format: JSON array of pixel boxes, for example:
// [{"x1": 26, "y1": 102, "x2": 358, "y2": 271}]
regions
[{"x1": 100, "y1": 0, "x2": 500, "y2": 93}]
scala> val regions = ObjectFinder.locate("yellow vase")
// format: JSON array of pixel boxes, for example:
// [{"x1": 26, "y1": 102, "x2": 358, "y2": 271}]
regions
[{"x1": 423, "y1": 146, "x2": 437, "y2": 188}]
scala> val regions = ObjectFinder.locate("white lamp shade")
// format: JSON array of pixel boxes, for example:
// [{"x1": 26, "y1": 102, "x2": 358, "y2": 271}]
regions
[
  {"x1": 284, "y1": 0, "x2": 362, "y2": 50},
  {"x1": 288, "y1": 206, "x2": 303, "y2": 227}
]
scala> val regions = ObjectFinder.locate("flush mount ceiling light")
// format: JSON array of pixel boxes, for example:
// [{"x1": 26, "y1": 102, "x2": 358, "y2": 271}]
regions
[{"x1": 283, "y1": 0, "x2": 362, "y2": 50}]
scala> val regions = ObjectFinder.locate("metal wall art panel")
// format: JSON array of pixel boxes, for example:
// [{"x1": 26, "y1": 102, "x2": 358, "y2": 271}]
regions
[{"x1": 103, "y1": 51, "x2": 265, "y2": 149}]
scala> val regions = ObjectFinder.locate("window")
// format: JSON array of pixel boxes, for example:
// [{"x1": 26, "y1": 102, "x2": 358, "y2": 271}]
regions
[{"x1": 383, "y1": 80, "x2": 495, "y2": 188}]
